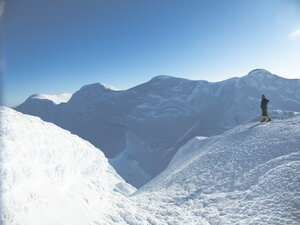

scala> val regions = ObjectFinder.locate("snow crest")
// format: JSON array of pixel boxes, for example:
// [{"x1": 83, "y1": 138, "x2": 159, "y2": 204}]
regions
[
  {"x1": 0, "y1": 107, "x2": 136, "y2": 225},
  {"x1": 31, "y1": 93, "x2": 72, "y2": 104}
]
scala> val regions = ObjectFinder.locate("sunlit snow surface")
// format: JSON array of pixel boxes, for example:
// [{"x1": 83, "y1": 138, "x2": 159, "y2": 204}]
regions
[
  {"x1": 1, "y1": 107, "x2": 300, "y2": 224},
  {"x1": 0, "y1": 107, "x2": 136, "y2": 225},
  {"x1": 136, "y1": 112, "x2": 300, "y2": 225},
  {"x1": 31, "y1": 93, "x2": 72, "y2": 104}
]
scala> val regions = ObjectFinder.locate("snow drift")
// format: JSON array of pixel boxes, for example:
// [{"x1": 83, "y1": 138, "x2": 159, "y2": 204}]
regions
[
  {"x1": 0, "y1": 107, "x2": 136, "y2": 225},
  {"x1": 15, "y1": 69, "x2": 300, "y2": 187}
]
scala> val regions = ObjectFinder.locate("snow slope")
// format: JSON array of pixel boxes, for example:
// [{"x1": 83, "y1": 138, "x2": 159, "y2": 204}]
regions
[
  {"x1": 0, "y1": 107, "x2": 209, "y2": 225},
  {"x1": 1, "y1": 107, "x2": 299, "y2": 224},
  {"x1": 135, "y1": 113, "x2": 300, "y2": 224},
  {"x1": 0, "y1": 107, "x2": 136, "y2": 225},
  {"x1": 15, "y1": 69, "x2": 300, "y2": 187}
]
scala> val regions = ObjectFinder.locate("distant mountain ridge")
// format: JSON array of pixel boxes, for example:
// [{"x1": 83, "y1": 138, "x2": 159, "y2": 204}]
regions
[{"x1": 15, "y1": 69, "x2": 300, "y2": 187}]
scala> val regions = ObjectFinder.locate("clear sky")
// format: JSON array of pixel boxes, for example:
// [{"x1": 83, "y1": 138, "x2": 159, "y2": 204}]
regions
[{"x1": 3, "y1": 0, "x2": 300, "y2": 106}]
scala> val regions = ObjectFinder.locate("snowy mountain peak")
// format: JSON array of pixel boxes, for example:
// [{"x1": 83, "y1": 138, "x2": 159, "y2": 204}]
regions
[
  {"x1": 149, "y1": 75, "x2": 179, "y2": 83},
  {"x1": 241, "y1": 68, "x2": 284, "y2": 87},
  {"x1": 151, "y1": 75, "x2": 174, "y2": 80},
  {"x1": 245, "y1": 68, "x2": 274, "y2": 78},
  {"x1": 68, "y1": 82, "x2": 120, "y2": 102},
  {"x1": 30, "y1": 93, "x2": 72, "y2": 104},
  {"x1": 79, "y1": 82, "x2": 119, "y2": 92}
]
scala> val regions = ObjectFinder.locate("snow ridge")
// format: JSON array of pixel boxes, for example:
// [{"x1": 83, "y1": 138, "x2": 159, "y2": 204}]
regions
[
  {"x1": 31, "y1": 93, "x2": 72, "y2": 104},
  {"x1": 136, "y1": 115, "x2": 300, "y2": 225},
  {"x1": 0, "y1": 107, "x2": 136, "y2": 225}
]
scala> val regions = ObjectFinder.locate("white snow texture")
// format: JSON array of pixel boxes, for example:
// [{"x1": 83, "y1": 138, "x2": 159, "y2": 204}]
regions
[
  {"x1": 0, "y1": 107, "x2": 136, "y2": 225},
  {"x1": 31, "y1": 93, "x2": 72, "y2": 104},
  {"x1": 1, "y1": 107, "x2": 300, "y2": 224}
]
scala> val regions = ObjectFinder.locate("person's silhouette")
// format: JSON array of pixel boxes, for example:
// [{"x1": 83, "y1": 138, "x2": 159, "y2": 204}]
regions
[{"x1": 260, "y1": 95, "x2": 271, "y2": 122}]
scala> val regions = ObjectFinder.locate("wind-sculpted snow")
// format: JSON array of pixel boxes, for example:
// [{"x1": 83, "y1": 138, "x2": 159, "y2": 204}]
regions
[
  {"x1": 136, "y1": 114, "x2": 300, "y2": 224},
  {"x1": 0, "y1": 107, "x2": 137, "y2": 225},
  {"x1": 1, "y1": 107, "x2": 300, "y2": 224},
  {"x1": 15, "y1": 69, "x2": 300, "y2": 187}
]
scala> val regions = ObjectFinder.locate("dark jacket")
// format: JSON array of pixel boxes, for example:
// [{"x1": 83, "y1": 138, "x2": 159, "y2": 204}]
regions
[{"x1": 260, "y1": 97, "x2": 269, "y2": 109}]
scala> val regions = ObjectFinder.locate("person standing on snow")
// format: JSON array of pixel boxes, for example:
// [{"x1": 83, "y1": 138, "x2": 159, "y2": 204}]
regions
[{"x1": 260, "y1": 95, "x2": 271, "y2": 122}]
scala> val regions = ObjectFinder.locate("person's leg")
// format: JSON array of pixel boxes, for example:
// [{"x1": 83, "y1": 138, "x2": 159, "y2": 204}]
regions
[
  {"x1": 261, "y1": 108, "x2": 267, "y2": 122},
  {"x1": 266, "y1": 109, "x2": 271, "y2": 122}
]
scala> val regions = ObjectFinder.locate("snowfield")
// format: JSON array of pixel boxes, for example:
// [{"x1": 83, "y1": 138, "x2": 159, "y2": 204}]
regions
[
  {"x1": 1, "y1": 107, "x2": 300, "y2": 224},
  {"x1": 15, "y1": 69, "x2": 300, "y2": 188},
  {"x1": 136, "y1": 111, "x2": 300, "y2": 225}
]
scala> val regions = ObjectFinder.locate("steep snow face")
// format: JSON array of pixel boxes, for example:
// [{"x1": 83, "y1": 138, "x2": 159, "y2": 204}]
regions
[
  {"x1": 136, "y1": 114, "x2": 300, "y2": 224},
  {"x1": 15, "y1": 70, "x2": 300, "y2": 187},
  {"x1": 0, "y1": 107, "x2": 136, "y2": 225}
]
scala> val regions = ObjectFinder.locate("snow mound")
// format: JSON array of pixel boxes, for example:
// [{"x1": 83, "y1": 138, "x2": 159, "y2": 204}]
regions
[
  {"x1": 31, "y1": 93, "x2": 72, "y2": 104},
  {"x1": 0, "y1": 107, "x2": 136, "y2": 225},
  {"x1": 137, "y1": 115, "x2": 300, "y2": 224}
]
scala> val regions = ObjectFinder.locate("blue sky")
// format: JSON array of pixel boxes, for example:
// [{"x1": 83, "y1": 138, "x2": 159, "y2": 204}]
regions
[{"x1": 3, "y1": 0, "x2": 300, "y2": 106}]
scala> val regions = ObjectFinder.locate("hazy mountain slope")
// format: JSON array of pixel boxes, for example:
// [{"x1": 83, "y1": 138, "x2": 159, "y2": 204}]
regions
[
  {"x1": 0, "y1": 107, "x2": 136, "y2": 225},
  {"x1": 135, "y1": 113, "x2": 300, "y2": 225},
  {"x1": 15, "y1": 69, "x2": 300, "y2": 187}
]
